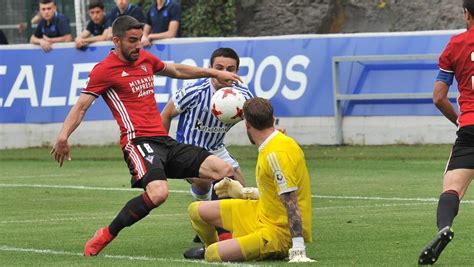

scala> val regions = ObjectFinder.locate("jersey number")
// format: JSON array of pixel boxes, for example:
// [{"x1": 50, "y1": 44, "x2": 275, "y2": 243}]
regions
[
  {"x1": 137, "y1": 143, "x2": 154, "y2": 157},
  {"x1": 472, "y1": 52, "x2": 474, "y2": 89}
]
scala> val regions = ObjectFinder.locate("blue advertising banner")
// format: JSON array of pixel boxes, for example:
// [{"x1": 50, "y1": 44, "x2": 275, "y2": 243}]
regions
[{"x1": 0, "y1": 31, "x2": 459, "y2": 123}]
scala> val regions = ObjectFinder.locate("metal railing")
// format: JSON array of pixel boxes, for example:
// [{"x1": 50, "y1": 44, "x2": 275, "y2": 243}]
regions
[{"x1": 332, "y1": 54, "x2": 459, "y2": 145}]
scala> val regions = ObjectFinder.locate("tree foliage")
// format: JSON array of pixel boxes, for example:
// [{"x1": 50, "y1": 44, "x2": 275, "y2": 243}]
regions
[
  {"x1": 128, "y1": 0, "x2": 237, "y2": 37},
  {"x1": 181, "y1": 0, "x2": 237, "y2": 37},
  {"x1": 128, "y1": 0, "x2": 152, "y2": 12}
]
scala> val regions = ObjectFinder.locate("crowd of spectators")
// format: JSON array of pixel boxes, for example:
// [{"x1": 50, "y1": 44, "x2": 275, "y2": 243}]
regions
[{"x1": 0, "y1": 0, "x2": 182, "y2": 51}]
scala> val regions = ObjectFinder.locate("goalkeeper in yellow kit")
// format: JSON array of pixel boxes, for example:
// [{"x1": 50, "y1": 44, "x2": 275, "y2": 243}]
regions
[{"x1": 183, "y1": 97, "x2": 314, "y2": 262}]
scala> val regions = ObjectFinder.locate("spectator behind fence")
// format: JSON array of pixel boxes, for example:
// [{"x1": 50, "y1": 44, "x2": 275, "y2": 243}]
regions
[
  {"x1": 0, "y1": 30, "x2": 8, "y2": 45},
  {"x1": 75, "y1": 0, "x2": 108, "y2": 49},
  {"x1": 30, "y1": 0, "x2": 72, "y2": 52},
  {"x1": 18, "y1": 14, "x2": 42, "y2": 34},
  {"x1": 103, "y1": 0, "x2": 145, "y2": 40},
  {"x1": 141, "y1": 0, "x2": 181, "y2": 47},
  {"x1": 18, "y1": 0, "x2": 42, "y2": 34}
]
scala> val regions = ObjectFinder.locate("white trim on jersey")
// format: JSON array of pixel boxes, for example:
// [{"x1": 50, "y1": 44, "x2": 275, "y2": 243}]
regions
[
  {"x1": 439, "y1": 67, "x2": 454, "y2": 73},
  {"x1": 106, "y1": 88, "x2": 136, "y2": 142},
  {"x1": 82, "y1": 91, "x2": 100, "y2": 97},
  {"x1": 258, "y1": 130, "x2": 279, "y2": 152}
]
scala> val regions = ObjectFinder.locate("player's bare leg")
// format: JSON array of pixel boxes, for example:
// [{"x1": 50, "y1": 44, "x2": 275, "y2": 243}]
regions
[
  {"x1": 418, "y1": 169, "x2": 474, "y2": 265},
  {"x1": 198, "y1": 155, "x2": 233, "y2": 181},
  {"x1": 84, "y1": 180, "x2": 167, "y2": 256}
]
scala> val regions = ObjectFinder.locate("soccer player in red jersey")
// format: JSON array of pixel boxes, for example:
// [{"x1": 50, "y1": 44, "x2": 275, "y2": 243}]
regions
[
  {"x1": 419, "y1": 0, "x2": 474, "y2": 264},
  {"x1": 50, "y1": 15, "x2": 242, "y2": 257}
]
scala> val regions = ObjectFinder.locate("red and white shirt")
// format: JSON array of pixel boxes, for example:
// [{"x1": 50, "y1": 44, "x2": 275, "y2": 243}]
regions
[
  {"x1": 83, "y1": 49, "x2": 168, "y2": 147},
  {"x1": 439, "y1": 27, "x2": 474, "y2": 127}
]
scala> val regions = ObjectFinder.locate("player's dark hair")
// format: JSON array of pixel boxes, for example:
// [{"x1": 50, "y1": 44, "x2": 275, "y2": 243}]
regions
[
  {"x1": 112, "y1": 15, "x2": 144, "y2": 38},
  {"x1": 39, "y1": 0, "x2": 55, "y2": 5},
  {"x1": 464, "y1": 0, "x2": 474, "y2": 16},
  {"x1": 243, "y1": 97, "x2": 274, "y2": 130},
  {"x1": 88, "y1": 0, "x2": 104, "y2": 10},
  {"x1": 210, "y1": 48, "x2": 240, "y2": 69}
]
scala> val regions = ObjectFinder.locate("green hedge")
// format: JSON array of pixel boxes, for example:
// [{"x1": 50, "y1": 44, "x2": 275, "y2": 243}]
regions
[
  {"x1": 181, "y1": 0, "x2": 236, "y2": 37},
  {"x1": 130, "y1": 0, "x2": 237, "y2": 37}
]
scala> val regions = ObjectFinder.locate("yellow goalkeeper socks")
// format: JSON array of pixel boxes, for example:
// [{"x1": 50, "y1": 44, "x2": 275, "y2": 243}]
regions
[
  {"x1": 188, "y1": 202, "x2": 218, "y2": 246},
  {"x1": 204, "y1": 243, "x2": 222, "y2": 262}
]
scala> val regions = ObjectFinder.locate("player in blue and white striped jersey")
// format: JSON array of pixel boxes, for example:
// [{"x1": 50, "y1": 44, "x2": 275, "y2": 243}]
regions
[
  {"x1": 161, "y1": 48, "x2": 252, "y2": 241},
  {"x1": 162, "y1": 48, "x2": 253, "y2": 203}
]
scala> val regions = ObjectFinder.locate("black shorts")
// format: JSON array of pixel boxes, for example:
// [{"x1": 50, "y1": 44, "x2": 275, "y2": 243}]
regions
[
  {"x1": 446, "y1": 125, "x2": 474, "y2": 171},
  {"x1": 122, "y1": 136, "x2": 212, "y2": 188}
]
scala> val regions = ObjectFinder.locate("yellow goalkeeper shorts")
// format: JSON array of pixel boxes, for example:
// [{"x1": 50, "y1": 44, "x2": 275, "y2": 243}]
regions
[{"x1": 219, "y1": 199, "x2": 291, "y2": 260}]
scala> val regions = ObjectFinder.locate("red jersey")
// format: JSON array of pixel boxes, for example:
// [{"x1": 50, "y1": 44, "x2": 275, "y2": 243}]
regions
[
  {"x1": 83, "y1": 49, "x2": 168, "y2": 147},
  {"x1": 439, "y1": 27, "x2": 474, "y2": 127}
]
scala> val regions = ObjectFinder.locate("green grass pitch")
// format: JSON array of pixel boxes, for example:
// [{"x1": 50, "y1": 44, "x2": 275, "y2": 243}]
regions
[{"x1": 1, "y1": 144, "x2": 474, "y2": 266}]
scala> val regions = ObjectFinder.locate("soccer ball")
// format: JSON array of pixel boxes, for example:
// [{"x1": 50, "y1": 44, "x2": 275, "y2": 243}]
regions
[{"x1": 211, "y1": 87, "x2": 246, "y2": 124}]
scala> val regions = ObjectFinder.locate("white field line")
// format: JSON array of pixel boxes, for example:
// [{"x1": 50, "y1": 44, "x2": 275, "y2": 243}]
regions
[
  {"x1": 316, "y1": 202, "x2": 434, "y2": 210},
  {"x1": 0, "y1": 202, "x2": 438, "y2": 225},
  {"x1": 2, "y1": 183, "x2": 474, "y2": 204},
  {"x1": 0, "y1": 174, "x2": 79, "y2": 179},
  {"x1": 0, "y1": 245, "x2": 256, "y2": 266},
  {"x1": 314, "y1": 194, "x2": 439, "y2": 202},
  {"x1": 0, "y1": 213, "x2": 187, "y2": 224},
  {"x1": 0, "y1": 183, "x2": 186, "y2": 193}
]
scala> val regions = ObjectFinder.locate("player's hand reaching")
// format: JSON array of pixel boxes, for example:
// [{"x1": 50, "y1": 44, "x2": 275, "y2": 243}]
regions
[
  {"x1": 214, "y1": 70, "x2": 243, "y2": 87},
  {"x1": 215, "y1": 177, "x2": 243, "y2": 198},
  {"x1": 51, "y1": 138, "x2": 71, "y2": 167},
  {"x1": 214, "y1": 177, "x2": 259, "y2": 199}
]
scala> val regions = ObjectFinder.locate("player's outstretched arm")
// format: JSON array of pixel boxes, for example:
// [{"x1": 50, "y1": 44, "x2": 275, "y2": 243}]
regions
[
  {"x1": 160, "y1": 63, "x2": 242, "y2": 86},
  {"x1": 161, "y1": 100, "x2": 179, "y2": 133},
  {"x1": 280, "y1": 191, "x2": 315, "y2": 263},
  {"x1": 433, "y1": 81, "x2": 458, "y2": 126},
  {"x1": 51, "y1": 93, "x2": 96, "y2": 167}
]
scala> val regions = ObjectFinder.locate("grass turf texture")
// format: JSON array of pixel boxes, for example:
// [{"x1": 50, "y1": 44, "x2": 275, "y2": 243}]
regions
[{"x1": 1, "y1": 144, "x2": 473, "y2": 266}]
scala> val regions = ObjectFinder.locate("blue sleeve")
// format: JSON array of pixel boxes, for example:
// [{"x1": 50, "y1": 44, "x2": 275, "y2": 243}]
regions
[
  {"x1": 146, "y1": 9, "x2": 152, "y2": 25},
  {"x1": 131, "y1": 6, "x2": 146, "y2": 23},
  {"x1": 86, "y1": 21, "x2": 94, "y2": 33},
  {"x1": 436, "y1": 69, "x2": 454, "y2": 86},
  {"x1": 57, "y1": 15, "x2": 71, "y2": 35},
  {"x1": 33, "y1": 21, "x2": 43, "y2": 38},
  {"x1": 105, "y1": 11, "x2": 117, "y2": 28},
  {"x1": 169, "y1": 3, "x2": 182, "y2": 21}
]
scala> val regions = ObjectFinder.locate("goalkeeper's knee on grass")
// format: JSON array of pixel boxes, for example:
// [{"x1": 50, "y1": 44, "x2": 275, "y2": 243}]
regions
[
  {"x1": 204, "y1": 243, "x2": 222, "y2": 262},
  {"x1": 188, "y1": 202, "x2": 218, "y2": 246}
]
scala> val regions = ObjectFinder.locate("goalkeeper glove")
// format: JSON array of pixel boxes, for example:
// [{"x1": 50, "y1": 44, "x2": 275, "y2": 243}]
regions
[
  {"x1": 214, "y1": 177, "x2": 259, "y2": 199},
  {"x1": 288, "y1": 237, "x2": 316, "y2": 263}
]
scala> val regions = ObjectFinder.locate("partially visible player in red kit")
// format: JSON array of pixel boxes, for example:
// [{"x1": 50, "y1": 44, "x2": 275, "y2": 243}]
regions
[
  {"x1": 51, "y1": 15, "x2": 242, "y2": 257},
  {"x1": 418, "y1": 0, "x2": 474, "y2": 265}
]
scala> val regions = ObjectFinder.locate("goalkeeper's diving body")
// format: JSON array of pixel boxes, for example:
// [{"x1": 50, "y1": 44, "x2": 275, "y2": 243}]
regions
[{"x1": 183, "y1": 97, "x2": 314, "y2": 262}]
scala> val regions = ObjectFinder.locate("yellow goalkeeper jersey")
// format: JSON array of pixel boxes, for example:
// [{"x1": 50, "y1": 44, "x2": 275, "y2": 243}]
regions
[{"x1": 255, "y1": 130, "x2": 313, "y2": 242}]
